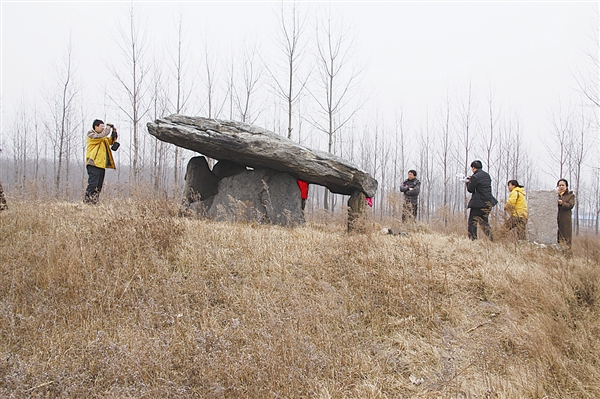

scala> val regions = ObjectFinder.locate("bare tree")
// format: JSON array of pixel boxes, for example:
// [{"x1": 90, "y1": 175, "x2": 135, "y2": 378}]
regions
[
  {"x1": 483, "y1": 87, "x2": 500, "y2": 178},
  {"x1": 496, "y1": 126, "x2": 509, "y2": 206},
  {"x1": 573, "y1": 5, "x2": 600, "y2": 111},
  {"x1": 418, "y1": 114, "x2": 435, "y2": 223},
  {"x1": 390, "y1": 110, "x2": 407, "y2": 218},
  {"x1": 309, "y1": 5, "x2": 364, "y2": 210},
  {"x1": 12, "y1": 102, "x2": 30, "y2": 188},
  {"x1": 571, "y1": 106, "x2": 592, "y2": 235},
  {"x1": 46, "y1": 37, "x2": 80, "y2": 197},
  {"x1": 150, "y1": 56, "x2": 171, "y2": 197},
  {"x1": 111, "y1": 4, "x2": 151, "y2": 185},
  {"x1": 572, "y1": 7, "x2": 599, "y2": 234},
  {"x1": 437, "y1": 93, "x2": 453, "y2": 225},
  {"x1": 265, "y1": 1, "x2": 310, "y2": 139},
  {"x1": 545, "y1": 103, "x2": 574, "y2": 180},
  {"x1": 167, "y1": 13, "x2": 193, "y2": 194},
  {"x1": 457, "y1": 83, "x2": 476, "y2": 217},
  {"x1": 199, "y1": 42, "x2": 231, "y2": 123},
  {"x1": 592, "y1": 166, "x2": 600, "y2": 234},
  {"x1": 357, "y1": 115, "x2": 384, "y2": 215},
  {"x1": 498, "y1": 117, "x2": 511, "y2": 202},
  {"x1": 168, "y1": 15, "x2": 193, "y2": 117},
  {"x1": 234, "y1": 39, "x2": 265, "y2": 124},
  {"x1": 202, "y1": 38, "x2": 217, "y2": 119},
  {"x1": 377, "y1": 120, "x2": 392, "y2": 217},
  {"x1": 32, "y1": 107, "x2": 42, "y2": 181},
  {"x1": 225, "y1": 53, "x2": 236, "y2": 121},
  {"x1": 393, "y1": 109, "x2": 407, "y2": 192},
  {"x1": 509, "y1": 115, "x2": 524, "y2": 179}
]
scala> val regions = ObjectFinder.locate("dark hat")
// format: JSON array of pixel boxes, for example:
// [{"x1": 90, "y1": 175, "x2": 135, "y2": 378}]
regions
[{"x1": 470, "y1": 160, "x2": 483, "y2": 169}]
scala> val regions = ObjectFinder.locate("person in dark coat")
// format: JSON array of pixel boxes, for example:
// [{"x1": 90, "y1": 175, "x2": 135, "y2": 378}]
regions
[
  {"x1": 466, "y1": 160, "x2": 498, "y2": 240},
  {"x1": 556, "y1": 178, "x2": 575, "y2": 248},
  {"x1": 400, "y1": 170, "x2": 421, "y2": 222}
]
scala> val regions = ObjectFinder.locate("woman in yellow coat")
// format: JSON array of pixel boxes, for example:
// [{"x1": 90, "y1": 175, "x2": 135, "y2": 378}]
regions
[
  {"x1": 503, "y1": 180, "x2": 528, "y2": 240},
  {"x1": 84, "y1": 119, "x2": 117, "y2": 204}
]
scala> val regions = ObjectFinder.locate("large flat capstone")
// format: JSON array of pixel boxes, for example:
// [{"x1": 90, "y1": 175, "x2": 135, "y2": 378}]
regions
[{"x1": 147, "y1": 115, "x2": 378, "y2": 197}]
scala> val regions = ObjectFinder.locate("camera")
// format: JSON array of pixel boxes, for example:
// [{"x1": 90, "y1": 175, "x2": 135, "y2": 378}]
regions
[
  {"x1": 107, "y1": 123, "x2": 114, "y2": 128},
  {"x1": 456, "y1": 173, "x2": 469, "y2": 183}
]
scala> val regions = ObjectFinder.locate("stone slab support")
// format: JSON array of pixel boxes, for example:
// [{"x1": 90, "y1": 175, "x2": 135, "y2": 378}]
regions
[
  {"x1": 348, "y1": 191, "x2": 366, "y2": 233},
  {"x1": 527, "y1": 190, "x2": 557, "y2": 244}
]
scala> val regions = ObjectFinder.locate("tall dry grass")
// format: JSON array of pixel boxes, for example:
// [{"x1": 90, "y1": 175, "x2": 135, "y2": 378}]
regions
[{"x1": 1, "y1": 196, "x2": 599, "y2": 398}]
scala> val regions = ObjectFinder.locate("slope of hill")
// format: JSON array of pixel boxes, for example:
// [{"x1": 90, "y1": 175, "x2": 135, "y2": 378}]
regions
[{"x1": 1, "y1": 198, "x2": 598, "y2": 398}]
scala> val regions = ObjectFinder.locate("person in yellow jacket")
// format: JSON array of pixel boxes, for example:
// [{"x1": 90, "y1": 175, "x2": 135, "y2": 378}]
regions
[
  {"x1": 503, "y1": 179, "x2": 528, "y2": 240},
  {"x1": 84, "y1": 119, "x2": 117, "y2": 204}
]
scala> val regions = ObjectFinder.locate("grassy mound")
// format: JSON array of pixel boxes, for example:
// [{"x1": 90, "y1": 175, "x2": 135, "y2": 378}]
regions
[{"x1": 1, "y1": 198, "x2": 599, "y2": 398}]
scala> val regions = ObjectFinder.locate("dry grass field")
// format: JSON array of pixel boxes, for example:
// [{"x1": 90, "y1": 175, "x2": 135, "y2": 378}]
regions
[{"x1": 1, "y1": 195, "x2": 599, "y2": 398}]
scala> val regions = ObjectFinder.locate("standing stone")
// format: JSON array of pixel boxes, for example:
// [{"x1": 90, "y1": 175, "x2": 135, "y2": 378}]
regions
[
  {"x1": 213, "y1": 159, "x2": 247, "y2": 179},
  {"x1": 206, "y1": 168, "x2": 304, "y2": 226},
  {"x1": 182, "y1": 156, "x2": 219, "y2": 207},
  {"x1": 348, "y1": 191, "x2": 367, "y2": 233},
  {"x1": 527, "y1": 190, "x2": 557, "y2": 244}
]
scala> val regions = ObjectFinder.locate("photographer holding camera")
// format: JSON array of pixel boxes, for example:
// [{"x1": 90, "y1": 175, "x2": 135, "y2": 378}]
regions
[
  {"x1": 465, "y1": 160, "x2": 498, "y2": 240},
  {"x1": 84, "y1": 119, "x2": 118, "y2": 204}
]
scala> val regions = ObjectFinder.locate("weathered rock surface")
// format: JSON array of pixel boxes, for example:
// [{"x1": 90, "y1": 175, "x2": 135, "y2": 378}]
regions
[
  {"x1": 527, "y1": 190, "x2": 558, "y2": 244},
  {"x1": 348, "y1": 191, "x2": 367, "y2": 233},
  {"x1": 182, "y1": 156, "x2": 220, "y2": 205},
  {"x1": 212, "y1": 159, "x2": 247, "y2": 179},
  {"x1": 147, "y1": 114, "x2": 378, "y2": 197},
  {"x1": 180, "y1": 156, "x2": 304, "y2": 226},
  {"x1": 207, "y1": 167, "x2": 304, "y2": 226}
]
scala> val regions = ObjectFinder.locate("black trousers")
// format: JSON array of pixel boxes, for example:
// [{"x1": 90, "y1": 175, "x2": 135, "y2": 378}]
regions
[
  {"x1": 402, "y1": 202, "x2": 418, "y2": 222},
  {"x1": 84, "y1": 165, "x2": 106, "y2": 204},
  {"x1": 468, "y1": 207, "x2": 492, "y2": 240}
]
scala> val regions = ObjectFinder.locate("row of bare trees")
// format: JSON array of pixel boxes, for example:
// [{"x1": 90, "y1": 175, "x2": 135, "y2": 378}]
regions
[{"x1": 1, "y1": 2, "x2": 598, "y2": 233}]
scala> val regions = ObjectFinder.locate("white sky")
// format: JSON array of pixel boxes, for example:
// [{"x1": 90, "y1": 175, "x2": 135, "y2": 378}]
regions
[{"x1": 1, "y1": 1, "x2": 598, "y2": 179}]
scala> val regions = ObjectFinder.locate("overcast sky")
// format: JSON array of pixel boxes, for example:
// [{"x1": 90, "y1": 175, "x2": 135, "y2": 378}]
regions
[{"x1": 1, "y1": 1, "x2": 597, "y2": 175}]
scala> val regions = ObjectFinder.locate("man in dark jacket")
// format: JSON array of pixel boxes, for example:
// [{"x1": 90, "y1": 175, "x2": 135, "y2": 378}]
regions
[
  {"x1": 466, "y1": 160, "x2": 497, "y2": 240},
  {"x1": 400, "y1": 169, "x2": 421, "y2": 222}
]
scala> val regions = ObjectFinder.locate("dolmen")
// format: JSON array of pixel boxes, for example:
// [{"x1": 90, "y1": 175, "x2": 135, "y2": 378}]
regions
[{"x1": 147, "y1": 115, "x2": 378, "y2": 230}]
